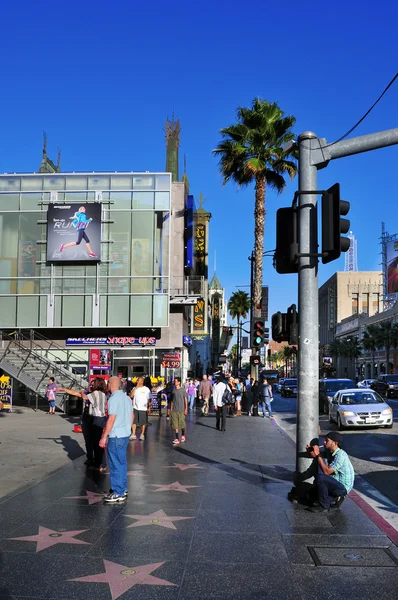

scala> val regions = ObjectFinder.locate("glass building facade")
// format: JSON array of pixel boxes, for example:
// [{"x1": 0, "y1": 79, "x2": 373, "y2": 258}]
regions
[{"x1": 0, "y1": 173, "x2": 171, "y2": 329}]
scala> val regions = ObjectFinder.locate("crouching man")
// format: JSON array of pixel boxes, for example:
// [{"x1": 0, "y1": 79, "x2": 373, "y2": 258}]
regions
[{"x1": 306, "y1": 431, "x2": 354, "y2": 513}]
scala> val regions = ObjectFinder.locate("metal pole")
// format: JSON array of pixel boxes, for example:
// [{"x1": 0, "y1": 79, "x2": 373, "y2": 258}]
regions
[{"x1": 296, "y1": 132, "x2": 319, "y2": 489}]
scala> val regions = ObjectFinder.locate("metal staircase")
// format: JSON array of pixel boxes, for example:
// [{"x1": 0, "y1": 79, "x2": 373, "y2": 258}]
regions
[{"x1": 0, "y1": 331, "x2": 88, "y2": 411}]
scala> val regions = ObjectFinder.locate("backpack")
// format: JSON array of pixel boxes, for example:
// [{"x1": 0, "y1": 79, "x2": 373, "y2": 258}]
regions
[{"x1": 222, "y1": 384, "x2": 234, "y2": 405}]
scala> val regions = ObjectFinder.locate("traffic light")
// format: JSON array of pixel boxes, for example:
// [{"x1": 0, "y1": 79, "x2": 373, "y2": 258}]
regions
[
  {"x1": 271, "y1": 312, "x2": 288, "y2": 343},
  {"x1": 251, "y1": 318, "x2": 265, "y2": 348},
  {"x1": 264, "y1": 327, "x2": 270, "y2": 344},
  {"x1": 275, "y1": 207, "x2": 299, "y2": 274},
  {"x1": 250, "y1": 355, "x2": 261, "y2": 365},
  {"x1": 321, "y1": 183, "x2": 350, "y2": 264}
]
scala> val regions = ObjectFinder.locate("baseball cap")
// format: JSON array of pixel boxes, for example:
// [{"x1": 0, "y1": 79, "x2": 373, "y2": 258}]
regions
[{"x1": 324, "y1": 431, "x2": 343, "y2": 445}]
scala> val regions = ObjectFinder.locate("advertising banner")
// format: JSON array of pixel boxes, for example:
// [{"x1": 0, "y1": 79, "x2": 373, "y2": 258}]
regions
[
  {"x1": 387, "y1": 239, "x2": 398, "y2": 294},
  {"x1": 162, "y1": 352, "x2": 181, "y2": 369},
  {"x1": 89, "y1": 349, "x2": 112, "y2": 370},
  {"x1": 0, "y1": 374, "x2": 12, "y2": 412},
  {"x1": 47, "y1": 203, "x2": 102, "y2": 262},
  {"x1": 89, "y1": 374, "x2": 110, "y2": 386},
  {"x1": 191, "y1": 298, "x2": 207, "y2": 335}
]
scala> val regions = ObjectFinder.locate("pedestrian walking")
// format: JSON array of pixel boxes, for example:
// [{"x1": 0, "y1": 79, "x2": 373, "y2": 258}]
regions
[
  {"x1": 214, "y1": 375, "x2": 231, "y2": 432},
  {"x1": 186, "y1": 379, "x2": 197, "y2": 411},
  {"x1": 198, "y1": 374, "x2": 212, "y2": 416},
  {"x1": 99, "y1": 377, "x2": 133, "y2": 503},
  {"x1": 81, "y1": 378, "x2": 108, "y2": 471},
  {"x1": 171, "y1": 377, "x2": 188, "y2": 444},
  {"x1": 259, "y1": 377, "x2": 273, "y2": 418},
  {"x1": 129, "y1": 376, "x2": 151, "y2": 440},
  {"x1": 46, "y1": 377, "x2": 57, "y2": 415},
  {"x1": 234, "y1": 378, "x2": 242, "y2": 415}
]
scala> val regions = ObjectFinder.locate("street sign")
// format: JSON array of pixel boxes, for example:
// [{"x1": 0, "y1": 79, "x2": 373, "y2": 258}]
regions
[{"x1": 162, "y1": 352, "x2": 181, "y2": 369}]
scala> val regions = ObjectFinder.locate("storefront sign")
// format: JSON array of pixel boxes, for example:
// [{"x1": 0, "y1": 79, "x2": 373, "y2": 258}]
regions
[
  {"x1": 194, "y1": 223, "x2": 206, "y2": 276},
  {"x1": 0, "y1": 374, "x2": 12, "y2": 412},
  {"x1": 191, "y1": 297, "x2": 207, "y2": 335},
  {"x1": 212, "y1": 295, "x2": 220, "y2": 356},
  {"x1": 66, "y1": 336, "x2": 156, "y2": 346},
  {"x1": 162, "y1": 352, "x2": 181, "y2": 368},
  {"x1": 47, "y1": 203, "x2": 102, "y2": 263},
  {"x1": 328, "y1": 285, "x2": 336, "y2": 331},
  {"x1": 183, "y1": 335, "x2": 192, "y2": 346},
  {"x1": 89, "y1": 349, "x2": 112, "y2": 370}
]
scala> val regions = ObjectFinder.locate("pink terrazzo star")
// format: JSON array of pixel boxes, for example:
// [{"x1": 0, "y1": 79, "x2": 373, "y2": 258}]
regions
[
  {"x1": 162, "y1": 463, "x2": 204, "y2": 471},
  {"x1": 69, "y1": 559, "x2": 176, "y2": 599},
  {"x1": 8, "y1": 526, "x2": 90, "y2": 552},
  {"x1": 123, "y1": 509, "x2": 194, "y2": 530},
  {"x1": 127, "y1": 470, "x2": 148, "y2": 476},
  {"x1": 65, "y1": 490, "x2": 106, "y2": 505},
  {"x1": 149, "y1": 481, "x2": 200, "y2": 493}
]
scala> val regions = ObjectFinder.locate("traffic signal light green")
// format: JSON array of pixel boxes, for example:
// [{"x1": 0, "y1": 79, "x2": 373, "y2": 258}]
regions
[{"x1": 251, "y1": 318, "x2": 265, "y2": 348}]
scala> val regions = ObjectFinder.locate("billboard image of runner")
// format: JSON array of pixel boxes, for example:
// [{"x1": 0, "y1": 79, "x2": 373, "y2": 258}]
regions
[
  {"x1": 387, "y1": 239, "x2": 398, "y2": 294},
  {"x1": 47, "y1": 203, "x2": 101, "y2": 262}
]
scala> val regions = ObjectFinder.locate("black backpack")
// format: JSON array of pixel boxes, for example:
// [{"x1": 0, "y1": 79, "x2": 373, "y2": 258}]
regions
[{"x1": 222, "y1": 384, "x2": 234, "y2": 405}]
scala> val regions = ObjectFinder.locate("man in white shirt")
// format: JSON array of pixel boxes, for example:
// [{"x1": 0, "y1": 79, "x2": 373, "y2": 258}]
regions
[
  {"x1": 213, "y1": 375, "x2": 228, "y2": 432},
  {"x1": 129, "y1": 377, "x2": 151, "y2": 440}
]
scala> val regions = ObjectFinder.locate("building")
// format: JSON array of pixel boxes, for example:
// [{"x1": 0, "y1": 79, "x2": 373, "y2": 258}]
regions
[
  {"x1": 319, "y1": 271, "x2": 383, "y2": 349},
  {"x1": 0, "y1": 130, "x2": 207, "y2": 394},
  {"x1": 208, "y1": 273, "x2": 227, "y2": 371}
]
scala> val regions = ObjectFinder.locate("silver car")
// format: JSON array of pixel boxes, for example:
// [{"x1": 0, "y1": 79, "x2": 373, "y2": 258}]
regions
[
  {"x1": 357, "y1": 379, "x2": 376, "y2": 388},
  {"x1": 329, "y1": 388, "x2": 393, "y2": 430}
]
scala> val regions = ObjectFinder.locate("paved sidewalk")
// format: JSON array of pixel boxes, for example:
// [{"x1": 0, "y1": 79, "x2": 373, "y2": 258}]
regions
[{"x1": 0, "y1": 411, "x2": 397, "y2": 599}]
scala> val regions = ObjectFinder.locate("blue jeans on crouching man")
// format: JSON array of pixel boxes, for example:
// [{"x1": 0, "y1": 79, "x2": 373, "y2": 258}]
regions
[
  {"x1": 107, "y1": 436, "x2": 130, "y2": 496},
  {"x1": 317, "y1": 470, "x2": 347, "y2": 508}
]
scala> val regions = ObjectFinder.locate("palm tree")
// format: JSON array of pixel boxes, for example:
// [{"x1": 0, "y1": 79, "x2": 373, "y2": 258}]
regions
[
  {"x1": 213, "y1": 99, "x2": 297, "y2": 313},
  {"x1": 282, "y1": 345, "x2": 293, "y2": 377},
  {"x1": 375, "y1": 320, "x2": 394, "y2": 374},
  {"x1": 228, "y1": 343, "x2": 238, "y2": 372},
  {"x1": 340, "y1": 337, "x2": 362, "y2": 380},
  {"x1": 329, "y1": 339, "x2": 342, "y2": 377},
  {"x1": 362, "y1": 325, "x2": 379, "y2": 379},
  {"x1": 227, "y1": 290, "x2": 251, "y2": 373}
]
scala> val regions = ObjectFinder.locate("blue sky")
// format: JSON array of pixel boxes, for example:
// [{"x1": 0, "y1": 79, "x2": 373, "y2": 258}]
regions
[{"x1": 1, "y1": 0, "x2": 397, "y2": 331}]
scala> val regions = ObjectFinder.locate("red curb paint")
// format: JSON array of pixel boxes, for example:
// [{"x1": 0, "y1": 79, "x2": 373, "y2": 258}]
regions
[{"x1": 273, "y1": 415, "x2": 398, "y2": 546}]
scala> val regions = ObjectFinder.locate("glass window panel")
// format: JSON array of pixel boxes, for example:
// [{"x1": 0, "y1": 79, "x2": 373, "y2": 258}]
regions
[
  {"x1": 0, "y1": 279, "x2": 15, "y2": 294},
  {"x1": 131, "y1": 212, "x2": 154, "y2": 277},
  {"x1": 153, "y1": 294, "x2": 168, "y2": 326},
  {"x1": 0, "y1": 177, "x2": 20, "y2": 191},
  {"x1": 155, "y1": 174, "x2": 171, "y2": 190},
  {"x1": 0, "y1": 193, "x2": 20, "y2": 210},
  {"x1": 18, "y1": 213, "x2": 41, "y2": 277},
  {"x1": 131, "y1": 278, "x2": 153, "y2": 293},
  {"x1": 99, "y1": 296, "x2": 107, "y2": 325},
  {"x1": 21, "y1": 177, "x2": 43, "y2": 191},
  {"x1": 17, "y1": 279, "x2": 40, "y2": 294},
  {"x1": 64, "y1": 192, "x2": 88, "y2": 202},
  {"x1": 39, "y1": 296, "x2": 47, "y2": 326},
  {"x1": 110, "y1": 192, "x2": 132, "y2": 209},
  {"x1": 85, "y1": 297, "x2": 92, "y2": 326},
  {"x1": 107, "y1": 295, "x2": 130, "y2": 325},
  {"x1": 155, "y1": 192, "x2": 170, "y2": 209},
  {"x1": 43, "y1": 175, "x2": 66, "y2": 190},
  {"x1": 0, "y1": 213, "x2": 19, "y2": 258},
  {"x1": 88, "y1": 175, "x2": 110, "y2": 190},
  {"x1": 0, "y1": 297, "x2": 16, "y2": 327},
  {"x1": 17, "y1": 297, "x2": 39, "y2": 327},
  {"x1": 133, "y1": 175, "x2": 154, "y2": 189},
  {"x1": 132, "y1": 191, "x2": 154, "y2": 209},
  {"x1": 130, "y1": 295, "x2": 152, "y2": 326},
  {"x1": 108, "y1": 276, "x2": 129, "y2": 294},
  {"x1": 109, "y1": 212, "x2": 131, "y2": 276},
  {"x1": 111, "y1": 174, "x2": 133, "y2": 190},
  {"x1": 20, "y1": 193, "x2": 42, "y2": 210},
  {"x1": 162, "y1": 212, "x2": 170, "y2": 280},
  {"x1": 65, "y1": 175, "x2": 87, "y2": 190},
  {"x1": 62, "y1": 296, "x2": 85, "y2": 326}
]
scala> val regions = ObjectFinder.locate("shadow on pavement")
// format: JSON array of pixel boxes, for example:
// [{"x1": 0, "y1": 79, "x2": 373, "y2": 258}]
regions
[{"x1": 37, "y1": 435, "x2": 85, "y2": 461}]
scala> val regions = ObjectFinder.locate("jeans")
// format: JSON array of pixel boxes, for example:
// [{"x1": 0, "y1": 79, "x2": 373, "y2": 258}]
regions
[
  {"x1": 202, "y1": 398, "x2": 209, "y2": 415},
  {"x1": 91, "y1": 417, "x2": 107, "y2": 468},
  {"x1": 107, "y1": 436, "x2": 130, "y2": 496},
  {"x1": 188, "y1": 394, "x2": 196, "y2": 410},
  {"x1": 317, "y1": 470, "x2": 347, "y2": 508},
  {"x1": 259, "y1": 397, "x2": 272, "y2": 417}
]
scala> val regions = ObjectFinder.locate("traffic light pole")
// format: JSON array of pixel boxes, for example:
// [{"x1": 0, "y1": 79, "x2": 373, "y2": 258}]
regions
[{"x1": 294, "y1": 127, "x2": 398, "y2": 498}]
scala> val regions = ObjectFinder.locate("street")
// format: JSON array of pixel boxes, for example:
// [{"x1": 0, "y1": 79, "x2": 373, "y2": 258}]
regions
[{"x1": 271, "y1": 389, "x2": 398, "y2": 506}]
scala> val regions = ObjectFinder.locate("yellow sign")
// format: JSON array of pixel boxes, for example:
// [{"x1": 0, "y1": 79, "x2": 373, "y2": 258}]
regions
[
  {"x1": 0, "y1": 374, "x2": 12, "y2": 412},
  {"x1": 191, "y1": 297, "x2": 207, "y2": 335}
]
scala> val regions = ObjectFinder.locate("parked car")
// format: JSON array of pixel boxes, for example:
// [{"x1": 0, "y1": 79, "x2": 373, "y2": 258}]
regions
[
  {"x1": 281, "y1": 378, "x2": 297, "y2": 397},
  {"x1": 357, "y1": 379, "x2": 376, "y2": 388},
  {"x1": 329, "y1": 388, "x2": 393, "y2": 430},
  {"x1": 370, "y1": 374, "x2": 398, "y2": 399},
  {"x1": 319, "y1": 378, "x2": 356, "y2": 414},
  {"x1": 276, "y1": 378, "x2": 285, "y2": 393}
]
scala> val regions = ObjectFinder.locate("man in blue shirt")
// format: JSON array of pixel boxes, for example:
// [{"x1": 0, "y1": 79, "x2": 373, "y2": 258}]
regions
[
  {"x1": 100, "y1": 377, "x2": 133, "y2": 503},
  {"x1": 307, "y1": 431, "x2": 355, "y2": 512}
]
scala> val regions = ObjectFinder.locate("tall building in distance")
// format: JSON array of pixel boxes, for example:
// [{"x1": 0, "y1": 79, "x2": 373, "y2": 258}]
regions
[{"x1": 344, "y1": 231, "x2": 358, "y2": 272}]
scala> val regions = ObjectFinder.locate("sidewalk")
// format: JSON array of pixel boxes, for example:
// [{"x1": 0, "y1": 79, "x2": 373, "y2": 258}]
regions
[{"x1": 0, "y1": 410, "x2": 397, "y2": 599}]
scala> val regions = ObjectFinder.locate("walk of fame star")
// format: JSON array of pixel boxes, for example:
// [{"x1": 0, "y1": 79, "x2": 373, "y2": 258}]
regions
[
  {"x1": 149, "y1": 481, "x2": 200, "y2": 493},
  {"x1": 162, "y1": 463, "x2": 204, "y2": 471},
  {"x1": 127, "y1": 470, "x2": 148, "y2": 476},
  {"x1": 8, "y1": 526, "x2": 91, "y2": 552},
  {"x1": 123, "y1": 509, "x2": 194, "y2": 530},
  {"x1": 65, "y1": 490, "x2": 106, "y2": 504},
  {"x1": 69, "y1": 559, "x2": 176, "y2": 599}
]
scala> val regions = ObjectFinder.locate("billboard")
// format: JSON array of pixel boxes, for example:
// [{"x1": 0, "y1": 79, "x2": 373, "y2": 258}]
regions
[
  {"x1": 47, "y1": 203, "x2": 101, "y2": 262},
  {"x1": 387, "y1": 239, "x2": 398, "y2": 294},
  {"x1": 89, "y1": 349, "x2": 112, "y2": 370},
  {"x1": 0, "y1": 374, "x2": 12, "y2": 412}
]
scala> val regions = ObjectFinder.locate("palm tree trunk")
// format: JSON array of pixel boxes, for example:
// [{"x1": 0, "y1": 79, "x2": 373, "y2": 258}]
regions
[
  {"x1": 371, "y1": 350, "x2": 375, "y2": 379},
  {"x1": 253, "y1": 175, "x2": 266, "y2": 314},
  {"x1": 386, "y1": 346, "x2": 391, "y2": 374}
]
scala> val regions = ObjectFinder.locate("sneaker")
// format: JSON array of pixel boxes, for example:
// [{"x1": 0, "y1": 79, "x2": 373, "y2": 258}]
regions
[
  {"x1": 104, "y1": 492, "x2": 126, "y2": 503},
  {"x1": 172, "y1": 438, "x2": 180, "y2": 444},
  {"x1": 140, "y1": 436, "x2": 145, "y2": 441},
  {"x1": 129, "y1": 434, "x2": 137, "y2": 440},
  {"x1": 89, "y1": 252, "x2": 97, "y2": 258},
  {"x1": 123, "y1": 490, "x2": 129, "y2": 498},
  {"x1": 180, "y1": 435, "x2": 186, "y2": 442},
  {"x1": 331, "y1": 495, "x2": 346, "y2": 509},
  {"x1": 59, "y1": 244, "x2": 64, "y2": 252},
  {"x1": 166, "y1": 416, "x2": 170, "y2": 420}
]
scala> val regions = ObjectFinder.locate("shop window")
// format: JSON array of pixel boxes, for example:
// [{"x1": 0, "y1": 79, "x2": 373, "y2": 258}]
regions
[{"x1": 361, "y1": 293, "x2": 369, "y2": 315}]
